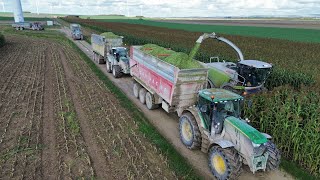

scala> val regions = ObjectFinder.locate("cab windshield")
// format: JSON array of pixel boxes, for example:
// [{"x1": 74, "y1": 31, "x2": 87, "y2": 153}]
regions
[
  {"x1": 198, "y1": 97, "x2": 241, "y2": 130},
  {"x1": 238, "y1": 64, "x2": 271, "y2": 87},
  {"x1": 216, "y1": 100, "x2": 241, "y2": 118},
  {"x1": 116, "y1": 48, "x2": 128, "y2": 57}
]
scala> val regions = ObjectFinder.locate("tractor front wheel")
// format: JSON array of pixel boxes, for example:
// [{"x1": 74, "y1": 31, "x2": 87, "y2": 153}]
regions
[
  {"x1": 208, "y1": 146, "x2": 242, "y2": 180},
  {"x1": 112, "y1": 65, "x2": 122, "y2": 78},
  {"x1": 179, "y1": 112, "x2": 201, "y2": 150},
  {"x1": 266, "y1": 141, "x2": 281, "y2": 171}
]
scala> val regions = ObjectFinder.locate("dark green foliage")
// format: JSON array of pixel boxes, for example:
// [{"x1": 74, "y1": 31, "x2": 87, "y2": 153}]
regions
[
  {"x1": 62, "y1": 17, "x2": 316, "y2": 90},
  {"x1": 244, "y1": 87, "x2": 320, "y2": 177},
  {"x1": 94, "y1": 19, "x2": 320, "y2": 43},
  {"x1": 0, "y1": 33, "x2": 5, "y2": 47}
]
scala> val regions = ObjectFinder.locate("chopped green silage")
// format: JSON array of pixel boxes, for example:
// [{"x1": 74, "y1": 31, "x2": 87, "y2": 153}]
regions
[
  {"x1": 141, "y1": 44, "x2": 203, "y2": 69},
  {"x1": 100, "y1": 32, "x2": 120, "y2": 39},
  {"x1": 189, "y1": 43, "x2": 201, "y2": 60}
]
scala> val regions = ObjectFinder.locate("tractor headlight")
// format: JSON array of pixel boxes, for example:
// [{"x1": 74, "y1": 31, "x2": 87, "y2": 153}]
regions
[
  {"x1": 252, "y1": 142, "x2": 260, "y2": 148},
  {"x1": 252, "y1": 143, "x2": 266, "y2": 156}
]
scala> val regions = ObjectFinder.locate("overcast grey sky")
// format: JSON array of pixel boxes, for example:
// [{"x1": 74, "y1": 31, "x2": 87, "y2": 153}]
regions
[{"x1": 0, "y1": 0, "x2": 320, "y2": 17}]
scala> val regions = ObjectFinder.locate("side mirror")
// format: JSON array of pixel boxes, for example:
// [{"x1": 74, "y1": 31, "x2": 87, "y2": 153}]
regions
[{"x1": 200, "y1": 105, "x2": 207, "y2": 113}]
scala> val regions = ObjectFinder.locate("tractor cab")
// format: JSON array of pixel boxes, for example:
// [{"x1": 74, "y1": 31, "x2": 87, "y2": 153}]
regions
[
  {"x1": 111, "y1": 47, "x2": 128, "y2": 62},
  {"x1": 198, "y1": 89, "x2": 243, "y2": 134},
  {"x1": 237, "y1": 60, "x2": 272, "y2": 88}
]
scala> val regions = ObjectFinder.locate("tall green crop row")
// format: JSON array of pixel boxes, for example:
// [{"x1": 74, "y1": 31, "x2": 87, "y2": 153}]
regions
[
  {"x1": 244, "y1": 87, "x2": 320, "y2": 176},
  {"x1": 0, "y1": 33, "x2": 5, "y2": 47},
  {"x1": 62, "y1": 17, "x2": 315, "y2": 90}
]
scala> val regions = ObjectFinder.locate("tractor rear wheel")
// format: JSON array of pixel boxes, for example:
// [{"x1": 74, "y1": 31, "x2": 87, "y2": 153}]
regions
[
  {"x1": 145, "y1": 92, "x2": 159, "y2": 110},
  {"x1": 208, "y1": 146, "x2": 242, "y2": 180},
  {"x1": 139, "y1": 88, "x2": 147, "y2": 104},
  {"x1": 179, "y1": 112, "x2": 201, "y2": 150},
  {"x1": 133, "y1": 83, "x2": 141, "y2": 98},
  {"x1": 106, "y1": 61, "x2": 112, "y2": 73},
  {"x1": 266, "y1": 141, "x2": 281, "y2": 171},
  {"x1": 112, "y1": 65, "x2": 122, "y2": 78}
]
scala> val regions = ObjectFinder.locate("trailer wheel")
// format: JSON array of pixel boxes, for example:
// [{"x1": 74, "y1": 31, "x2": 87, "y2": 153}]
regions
[
  {"x1": 179, "y1": 112, "x2": 201, "y2": 149},
  {"x1": 133, "y1": 83, "x2": 141, "y2": 98},
  {"x1": 208, "y1": 146, "x2": 242, "y2": 180},
  {"x1": 145, "y1": 92, "x2": 159, "y2": 110},
  {"x1": 112, "y1": 65, "x2": 122, "y2": 78},
  {"x1": 106, "y1": 61, "x2": 112, "y2": 73},
  {"x1": 93, "y1": 52, "x2": 97, "y2": 62},
  {"x1": 266, "y1": 141, "x2": 281, "y2": 171},
  {"x1": 98, "y1": 55, "x2": 105, "y2": 64},
  {"x1": 139, "y1": 88, "x2": 147, "y2": 104}
]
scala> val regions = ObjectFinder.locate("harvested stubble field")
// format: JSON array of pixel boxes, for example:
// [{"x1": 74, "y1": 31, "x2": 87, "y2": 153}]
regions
[{"x1": 0, "y1": 34, "x2": 177, "y2": 179}]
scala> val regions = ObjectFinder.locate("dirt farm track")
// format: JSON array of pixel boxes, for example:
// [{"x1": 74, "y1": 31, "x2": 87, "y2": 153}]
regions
[{"x1": 0, "y1": 35, "x2": 176, "y2": 179}]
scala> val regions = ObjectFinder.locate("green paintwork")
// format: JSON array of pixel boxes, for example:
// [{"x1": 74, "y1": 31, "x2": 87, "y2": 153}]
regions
[
  {"x1": 233, "y1": 86, "x2": 245, "y2": 90},
  {"x1": 225, "y1": 116, "x2": 267, "y2": 144},
  {"x1": 199, "y1": 88, "x2": 243, "y2": 103},
  {"x1": 208, "y1": 68, "x2": 230, "y2": 87},
  {"x1": 198, "y1": 112, "x2": 209, "y2": 130},
  {"x1": 189, "y1": 43, "x2": 201, "y2": 60}
]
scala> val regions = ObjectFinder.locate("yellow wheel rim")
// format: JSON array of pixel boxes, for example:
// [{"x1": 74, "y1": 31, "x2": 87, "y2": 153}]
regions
[
  {"x1": 182, "y1": 120, "x2": 192, "y2": 142},
  {"x1": 212, "y1": 154, "x2": 226, "y2": 175}
]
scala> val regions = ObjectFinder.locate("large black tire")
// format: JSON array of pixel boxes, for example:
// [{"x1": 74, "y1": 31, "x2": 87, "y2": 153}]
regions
[
  {"x1": 266, "y1": 141, "x2": 281, "y2": 171},
  {"x1": 145, "y1": 92, "x2": 159, "y2": 110},
  {"x1": 112, "y1": 65, "x2": 122, "y2": 78},
  {"x1": 106, "y1": 61, "x2": 112, "y2": 73},
  {"x1": 133, "y1": 83, "x2": 141, "y2": 98},
  {"x1": 208, "y1": 146, "x2": 242, "y2": 180},
  {"x1": 139, "y1": 88, "x2": 147, "y2": 104},
  {"x1": 179, "y1": 112, "x2": 201, "y2": 150}
]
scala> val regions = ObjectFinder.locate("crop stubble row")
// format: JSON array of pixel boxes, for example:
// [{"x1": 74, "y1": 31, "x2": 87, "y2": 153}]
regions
[{"x1": 0, "y1": 35, "x2": 178, "y2": 179}]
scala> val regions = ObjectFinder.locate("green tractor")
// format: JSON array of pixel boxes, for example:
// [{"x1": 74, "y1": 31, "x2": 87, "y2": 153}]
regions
[
  {"x1": 190, "y1": 33, "x2": 273, "y2": 95},
  {"x1": 179, "y1": 89, "x2": 280, "y2": 179}
]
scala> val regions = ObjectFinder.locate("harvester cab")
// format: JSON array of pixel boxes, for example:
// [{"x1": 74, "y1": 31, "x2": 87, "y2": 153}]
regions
[
  {"x1": 191, "y1": 32, "x2": 273, "y2": 94},
  {"x1": 237, "y1": 60, "x2": 272, "y2": 88}
]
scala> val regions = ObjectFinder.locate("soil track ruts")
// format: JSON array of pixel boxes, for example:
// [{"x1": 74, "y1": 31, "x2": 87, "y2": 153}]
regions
[{"x1": 0, "y1": 34, "x2": 177, "y2": 179}]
